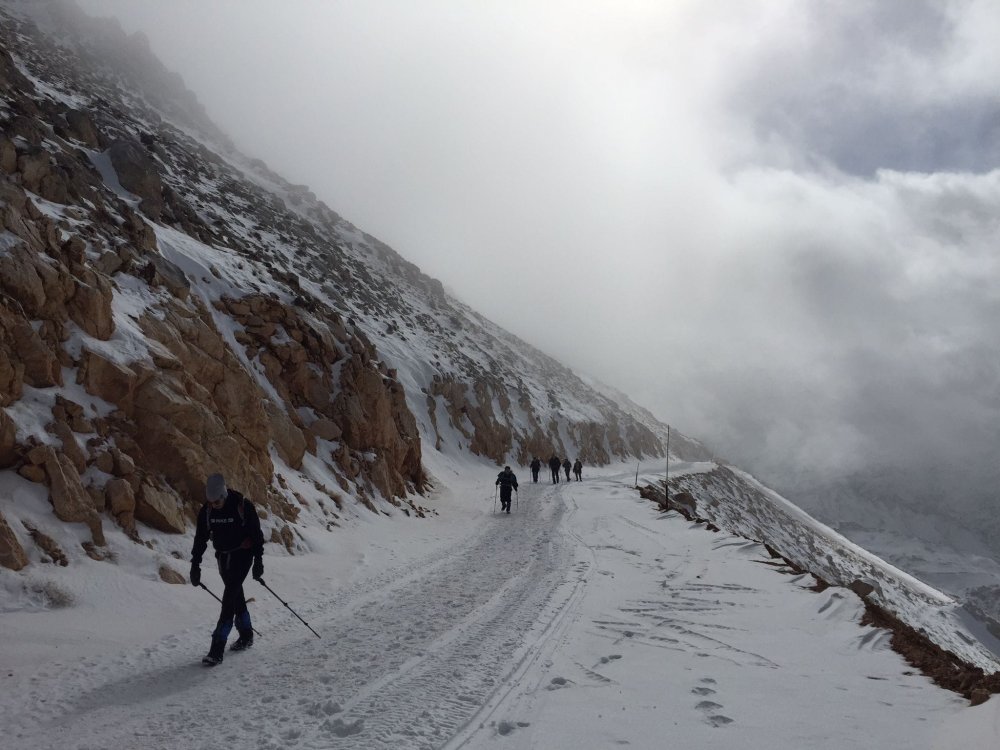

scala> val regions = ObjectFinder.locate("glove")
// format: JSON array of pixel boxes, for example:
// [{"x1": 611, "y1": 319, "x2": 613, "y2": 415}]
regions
[
  {"x1": 252, "y1": 556, "x2": 263, "y2": 581},
  {"x1": 190, "y1": 563, "x2": 201, "y2": 587}
]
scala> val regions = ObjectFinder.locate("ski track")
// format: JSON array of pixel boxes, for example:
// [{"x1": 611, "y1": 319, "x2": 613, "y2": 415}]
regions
[{"x1": 4, "y1": 482, "x2": 581, "y2": 750}]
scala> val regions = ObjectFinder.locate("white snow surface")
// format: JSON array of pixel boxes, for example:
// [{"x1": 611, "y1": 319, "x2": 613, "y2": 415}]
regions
[{"x1": 1, "y1": 455, "x2": 995, "y2": 750}]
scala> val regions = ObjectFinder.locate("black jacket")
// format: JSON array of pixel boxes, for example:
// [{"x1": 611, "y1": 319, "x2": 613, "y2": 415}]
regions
[
  {"x1": 530, "y1": 459, "x2": 541, "y2": 471},
  {"x1": 496, "y1": 470, "x2": 519, "y2": 490},
  {"x1": 548, "y1": 457, "x2": 561, "y2": 471},
  {"x1": 191, "y1": 489, "x2": 264, "y2": 565}
]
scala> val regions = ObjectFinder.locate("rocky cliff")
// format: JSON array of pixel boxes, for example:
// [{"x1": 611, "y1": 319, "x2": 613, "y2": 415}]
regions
[{"x1": 0, "y1": 0, "x2": 695, "y2": 573}]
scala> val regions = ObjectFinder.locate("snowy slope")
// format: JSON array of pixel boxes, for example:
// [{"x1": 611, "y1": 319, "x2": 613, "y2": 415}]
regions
[{"x1": 1, "y1": 458, "x2": 996, "y2": 750}]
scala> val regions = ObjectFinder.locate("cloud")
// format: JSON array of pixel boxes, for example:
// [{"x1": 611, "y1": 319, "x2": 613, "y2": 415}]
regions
[{"x1": 76, "y1": 0, "x2": 1000, "y2": 528}]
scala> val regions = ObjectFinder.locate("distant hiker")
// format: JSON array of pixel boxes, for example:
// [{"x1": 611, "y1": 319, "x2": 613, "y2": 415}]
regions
[
  {"x1": 573, "y1": 458, "x2": 583, "y2": 481},
  {"x1": 190, "y1": 473, "x2": 264, "y2": 666},
  {"x1": 496, "y1": 465, "x2": 518, "y2": 514},
  {"x1": 548, "y1": 455, "x2": 561, "y2": 483},
  {"x1": 530, "y1": 457, "x2": 541, "y2": 483},
  {"x1": 562, "y1": 458, "x2": 572, "y2": 481}
]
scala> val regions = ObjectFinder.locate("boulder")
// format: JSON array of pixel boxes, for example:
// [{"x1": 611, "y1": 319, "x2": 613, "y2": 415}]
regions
[
  {"x1": 106, "y1": 139, "x2": 164, "y2": 219},
  {"x1": 69, "y1": 272, "x2": 115, "y2": 340},
  {"x1": 42, "y1": 446, "x2": 105, "y2": 545},
  {"x1": 310, "y1": 418, "x2": 342, "y2": 442},
  {"x1": 6, "y1": 315, "x2": 61, "y2": 388},
  {"x1": 848, "y1": 579, "x2": 879, "y2": 599},
  {"x1": 16, "y1": 147, "x2": 52, "y2": 193},
  {"x1": 142, "y1": 254, "x2": 190, "y2": 301},
  {"x1": 105, "y1": 477, "x2": 135, "y2": 516},
  {"x1": 113, "y1": 448, "x2": 136, "y2": 476},
  {"x1": 95, "y1": 450, "x2": 115, "y2": 474},
  {"x1": 51, "y1": 420, "x2": 86, "y2": 474},
  {"x1": 970, "y1": 689, "x2": 991, "y2": 707},
  {"x1": 264, "y1": 399, "x2": 306, "y2": 469},
  {"x1": 78, "y1": 349, "x2": 138, "y2": 406},
  {"x1": 158, "y1": 565, "x2": 186, "y2": 585},
  {"x1": 0, "y1": 510, "x2": 28, "y2": 570},
  {"x1": 0, "y1": 136, "x2": 15, "y2": 174},
  {"x1": 0, "y1": 407, "x2": 17, "y2": 468},
  {"x1": 135, "y1": 481, "x2": 186, "y2": 533},
  {"x1": 64, "y1": 109, "x2": 101, "y2": 149}
]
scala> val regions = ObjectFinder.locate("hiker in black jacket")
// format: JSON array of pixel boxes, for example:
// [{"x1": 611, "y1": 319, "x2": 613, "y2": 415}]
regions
[
  {"x1": 573, "y1": 458, "x2": 583, "y2": 481},
  {"x1": 530, "y1": 457, "x2": 541, "y2": 483},
  {"x1": 496, "y1": 466, "x2": 518, "y2": 513},
  {"x1": 548, "y1": 455, "x2": 561, "y2": 483},
  {"x1": 190, "y1": 473, "x2": 265, "y2": 665},
  {"x1": 562, "y1": 458, "x2": 572, "y2": 481}
]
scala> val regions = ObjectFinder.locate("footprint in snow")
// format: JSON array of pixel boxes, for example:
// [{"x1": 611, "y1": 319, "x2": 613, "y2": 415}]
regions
[
  {"x1": 598, "y1": 654, "x2": 622, "y2": 665},
  {"x1": 691, "y1": 687, "x2": 716, "y2": 696},
  {"x1": 322, "y1": 717, "x2": 364, "y2": 737},
  {"x1": 546, "y1": 676, "x2": 572, "y2": 690}
]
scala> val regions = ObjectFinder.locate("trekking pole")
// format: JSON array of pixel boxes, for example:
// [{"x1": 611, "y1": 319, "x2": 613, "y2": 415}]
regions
[
  {"x1": 515, "y1": 488, "x2": 519, "y2": 510},
  {"x1": 494, "y1": 486, "x2": 498, "y2": 514},
  {"x1": 199, "y1": 583, "x2": 261, "y2": 637},
  {"x1": 256, "y1": 578, "x2": 321, "y2": 638}
]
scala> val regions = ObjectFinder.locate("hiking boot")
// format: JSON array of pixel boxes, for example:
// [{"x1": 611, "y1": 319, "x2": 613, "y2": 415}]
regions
[
  {"x1": 202, "y1": 653, "x2": 223, "y2": 666},
  {"x1": 230, "y1": 635, "x2": 254, "y2": 652}
]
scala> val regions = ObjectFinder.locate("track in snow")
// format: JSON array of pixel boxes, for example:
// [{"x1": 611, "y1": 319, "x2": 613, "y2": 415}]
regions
[{"x1": 5, "y1": 481, "x2": 586, "y2": 750}]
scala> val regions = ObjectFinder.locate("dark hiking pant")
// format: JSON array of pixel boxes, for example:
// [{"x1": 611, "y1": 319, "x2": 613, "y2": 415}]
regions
[
  {"x1": 531, "y1": 470, "x2": 539, "y2": 482},
  {"x1": 210, "y1": 549, "x2": 253, "y2": 654},
  {"x1": 551, "y1": 468, "x2": 560, "y2": 483}
]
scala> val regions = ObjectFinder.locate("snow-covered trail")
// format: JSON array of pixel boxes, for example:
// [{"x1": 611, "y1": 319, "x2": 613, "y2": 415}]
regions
[
  {"x1": 3, "y1": 468, "x2": 994, "y2": 749},
  {"x1": 4, "y1": 479, "x2": 582, "y2": 750}
]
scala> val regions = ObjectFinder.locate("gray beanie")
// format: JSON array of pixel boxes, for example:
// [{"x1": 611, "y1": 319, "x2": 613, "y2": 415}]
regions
[{"x1": 205, "y1": 473, "x2": 227, "y2": 502}]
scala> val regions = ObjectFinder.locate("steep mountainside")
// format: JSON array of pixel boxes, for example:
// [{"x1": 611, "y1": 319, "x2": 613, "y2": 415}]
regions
[{"x1": 0, "y1": 1, "x2": 701, "y2": 573}]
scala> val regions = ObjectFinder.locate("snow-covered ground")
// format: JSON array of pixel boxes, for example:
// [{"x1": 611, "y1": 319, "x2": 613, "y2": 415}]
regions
[{"x1": 1, "y1": 456, "x2": 997, "y2": 749}]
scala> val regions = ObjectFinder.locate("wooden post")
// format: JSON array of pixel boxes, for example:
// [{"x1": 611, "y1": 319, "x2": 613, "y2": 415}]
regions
[{"x1": 664, "y1": 425, "x2": 671, "y2": 506}]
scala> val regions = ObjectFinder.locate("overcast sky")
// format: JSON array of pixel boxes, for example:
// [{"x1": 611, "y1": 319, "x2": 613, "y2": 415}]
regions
[{"x1": 78, "y1": 0, "x2": 1000, "y2": 502}]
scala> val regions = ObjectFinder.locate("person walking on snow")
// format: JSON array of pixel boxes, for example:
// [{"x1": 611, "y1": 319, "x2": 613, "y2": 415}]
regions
[
  {"x1": 190, "y1": 472, "x2": 265, "y2": 666},
  {"x1": 548, "y1": 455, "x2": 561, "y2": 484},
  {"x1": 562, "y1": 457, "x2": 572, "y2": 481},
  {"x1": 573, "y1": 458, "x2": 583, "y2": 481},
  {"x1": 530, "y1": 457, "x2": 541, "y2": 483},
  {"x1": 496, "y1": 465, "x2": 518, "y2": 514}
]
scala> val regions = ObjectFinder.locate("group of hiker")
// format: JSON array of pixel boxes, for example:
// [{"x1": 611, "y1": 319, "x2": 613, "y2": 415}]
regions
[
  {"x1": 528, "y1": 455, "x2": 583, "y2": 483},
  {"x1": 495, "y1": 455, "x2": 586, "y2": 514},
  {"x1": 190, "y1": 454, "x2": 590, "y2": 665}
]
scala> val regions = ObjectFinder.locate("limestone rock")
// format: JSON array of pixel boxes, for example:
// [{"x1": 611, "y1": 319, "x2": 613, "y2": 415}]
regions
[
  {"x1": 78, "y1": 349, "x2": 138, "y2": 406},
  {"x1": 310, "y1": 418, "x2": 342, "y2": 442},
  {"x1": 264, "y1": 399, "x2": 306, "y2": 469},
  {"x1": 18, "y1": 464, "x2": 46, "y2": 483},
  {"x1": 105, "y1": 477, "x2": 135, "y2": 516},
  {"x1": 0, "y1": 511, "x2": 28, "y2": 570},
  {"x1": 970, "y1": 689, "x2": 991, "y2": 707},
  {"x1": 65, "y1": 109, "x2": 101, "y2": 149},
  {"x1": 0, "y1": 407, "x2": 17, "y2": 468},
  {"x1": 848, "y1": 579, "x2": 879, "y2": 599},
  {"x1": 42, "y1": 446, "x2": 105, "y2": 545},
  {"x1": 69, "y1": 272, "x2": 115, "y2": 340},
  {"x1": 51, "y1": 420, "x2": 86, "y2": 474},
  {"x1": 135, "y1": 481, "x2": 186, "y2": 534},
  {"x1": 107, "y1": 139, "x2": 164, "y2": 218},
  {"x1": 158, "y1": 565, "x2": 186, "y2": 585},
  {"x1": 1, "y1": 309, "x2": 61, "y2": 389},
  {"x1": 0, "y1": 135, "x2": 15, "y2": 173},
  {"x1": 23, "y1": 521, "x2": 68, "y2": 566}
]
